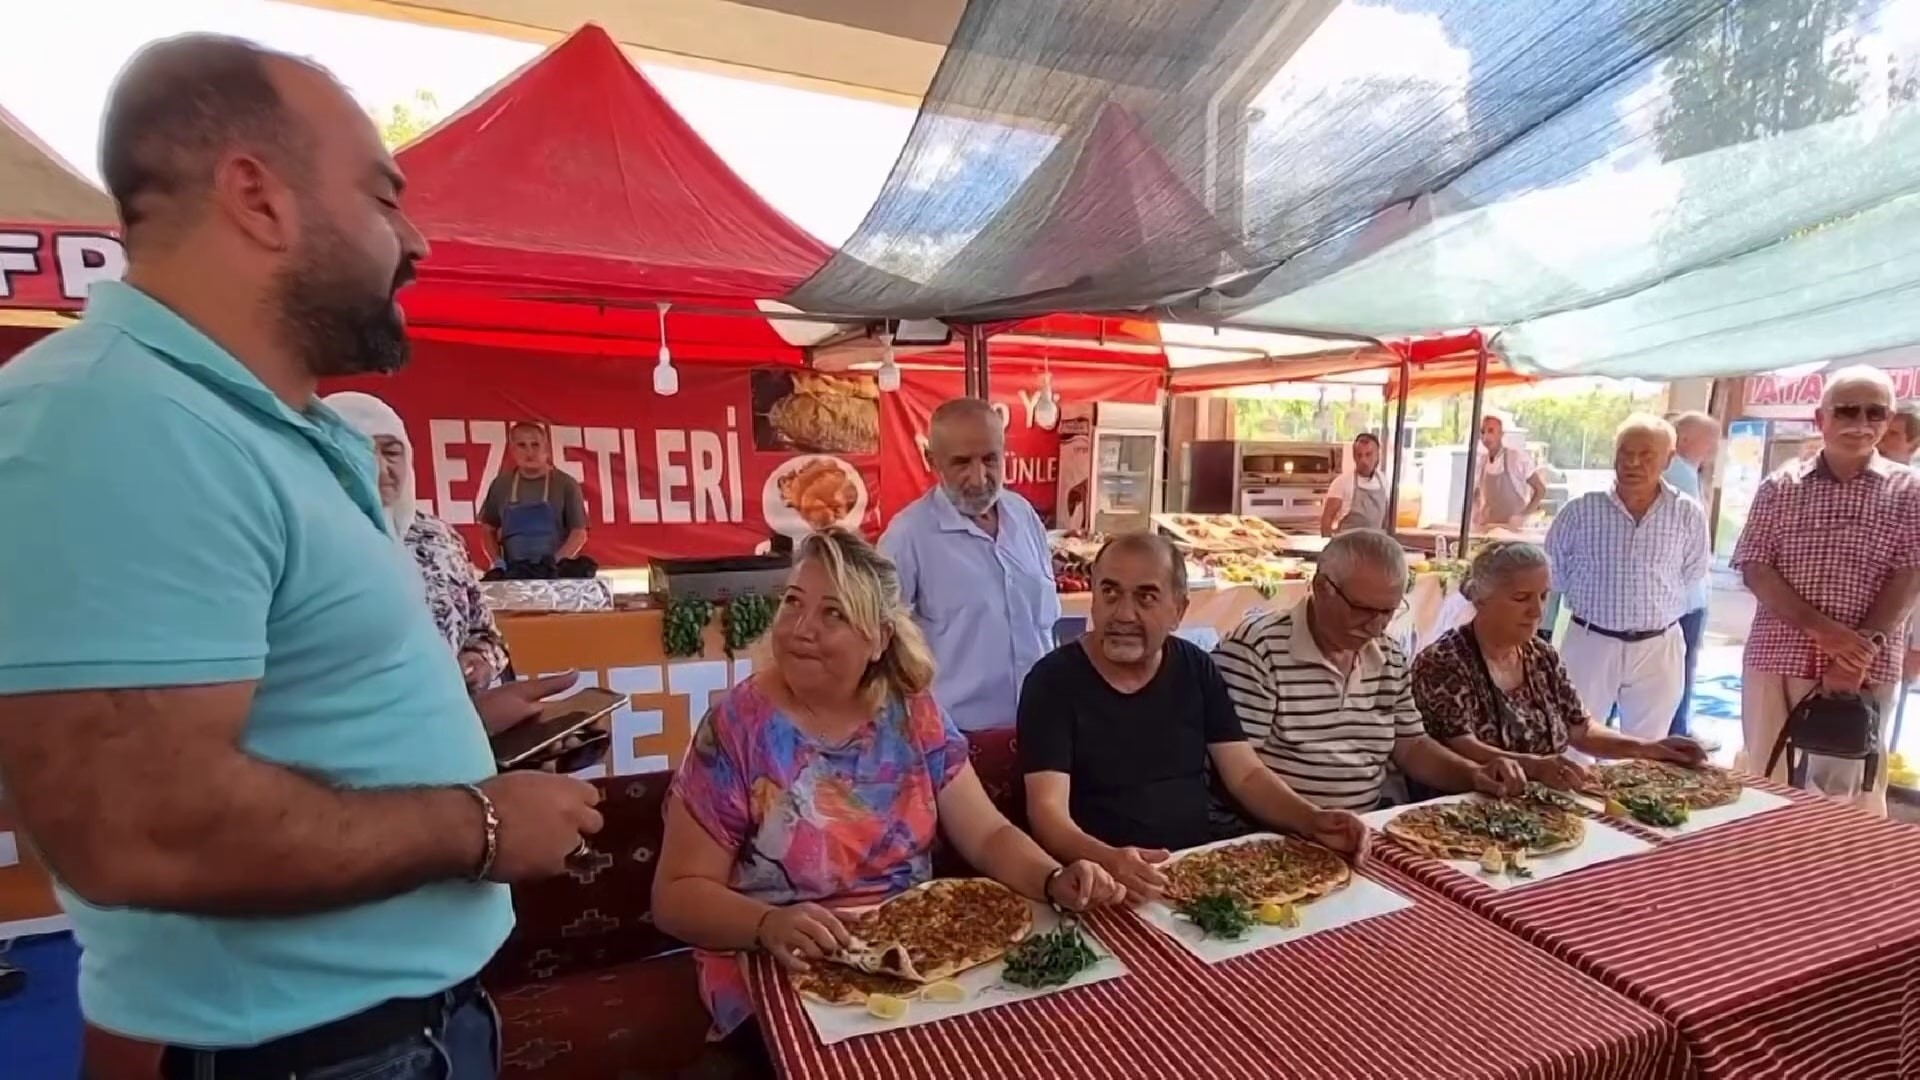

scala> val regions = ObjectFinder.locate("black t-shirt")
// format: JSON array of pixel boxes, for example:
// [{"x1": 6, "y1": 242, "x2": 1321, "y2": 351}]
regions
[{"x1": 1017, "y1": 636, "x2": 1246, "y2": 852}]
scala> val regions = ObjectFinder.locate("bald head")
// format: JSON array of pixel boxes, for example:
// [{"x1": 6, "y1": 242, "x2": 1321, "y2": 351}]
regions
[{"x1": 101, "y1": 35, "x2": 321, "y2": 245}]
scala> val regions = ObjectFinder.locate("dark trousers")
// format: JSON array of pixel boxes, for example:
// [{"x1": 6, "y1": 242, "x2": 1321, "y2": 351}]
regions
[{"x1": 1670, "y1": 606, "x2": 1708, "y2": 737}]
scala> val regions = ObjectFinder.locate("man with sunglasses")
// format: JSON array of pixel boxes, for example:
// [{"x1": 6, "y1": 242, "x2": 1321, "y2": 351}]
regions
[
  {"x1": 1546, "y1": 415, "x2": 1710, "y2": 744},
  {"x1": 1733, "y1": 367, "x2": 1920, "y2": 816},
  {"x1": 1214, "y1": 530, "x2": 1525, "y2": 812}
]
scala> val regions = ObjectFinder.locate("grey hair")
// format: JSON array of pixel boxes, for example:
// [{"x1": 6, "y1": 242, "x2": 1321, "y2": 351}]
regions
[
  {"x1": 1318, "y1": 528, "x2": 1406, "y2": 584},
  {"x1": 1893, "y1": 402, "x2": 1920, "y2": 444},
  {"x1": 1462, "y1": 541, "x2": 1550, "y2": 602},
  {"x1": 1093, "y1": 532, "x2": 1187, "y2": 599},
  {"x1": 1820, "y1": 365, "x2": 1895, "y2": 408},
  {"x1": 1670, "y1": 410, "x2": 1716, "y2": 438},
  {"x1": 1614, "y1": 412, "x2": 1676, "y2": 451}
]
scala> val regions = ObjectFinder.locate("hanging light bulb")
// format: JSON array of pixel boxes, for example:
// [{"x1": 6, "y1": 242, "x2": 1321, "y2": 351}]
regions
[
  {"x1": 1034, "y1": 370, "x2": 1059, "y2": 430},
  {"x1": 653, "y1": 302, "x2": 678, "y2": 397},
  {"x1": 876, "y1": 330, "x2": 901, "y2": 393}
]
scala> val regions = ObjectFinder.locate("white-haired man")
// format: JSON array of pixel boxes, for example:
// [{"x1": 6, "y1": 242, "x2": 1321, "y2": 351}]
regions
[
  {"x1": 1546, "y1": 415, "x2": 1710, "y2": 742},
  {"x1": 1734, "y1": 367, "x2": 1920, "y2": 815},
  {"x1": 1663, "y1": 411, "x2": 1721, "y2": 743},
  {"x1": 1214, "y1": 529, "x2": 1525, "y2": 811},
  {"x1": 882, "y1": 397, "x2": 1059, "y2": 731}
]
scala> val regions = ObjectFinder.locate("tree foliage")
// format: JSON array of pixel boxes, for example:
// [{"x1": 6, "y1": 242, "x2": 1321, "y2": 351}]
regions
[
  {"x1": 1654, "y1": 1, "x2": 1868, "y2": 161},
  {"x1": 370, "y1": 90, "x2": 442, "y2": 150}
]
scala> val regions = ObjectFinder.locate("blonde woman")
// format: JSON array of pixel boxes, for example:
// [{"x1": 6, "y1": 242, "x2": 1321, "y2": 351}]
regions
[{"x1": 655, "y1": 529, "x2": 1123, "y2": 1047}]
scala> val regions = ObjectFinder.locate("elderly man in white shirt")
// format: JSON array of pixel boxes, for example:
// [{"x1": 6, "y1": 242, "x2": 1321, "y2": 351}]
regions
[
  {"x1": 881, "y1": 397, "x2": 1060, "y2": 731},
  {"x1": 1546, "y1": 414, "x2": 1711, "y2": 741}
]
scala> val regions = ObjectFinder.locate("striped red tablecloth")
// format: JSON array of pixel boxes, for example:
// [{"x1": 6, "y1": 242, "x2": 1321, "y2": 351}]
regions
[
  {"x1": 1370, "y1": 782, "x2": 1920, "y2": 1079},
  {"x1": 746, "y1": 859, "x2": 1684, "y2": 1080}
]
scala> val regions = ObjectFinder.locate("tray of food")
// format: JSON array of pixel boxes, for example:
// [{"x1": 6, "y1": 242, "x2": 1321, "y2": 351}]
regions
[
  {"x1": 1138, "y1": 834, "x2": 1411, "y2": 963},
  {"x1": 1364, "y1": 786, "x2": 1652, "y2": 890},
  {"x1": 788, "y1": 878, "x2": 1126, "y2": 1045}
]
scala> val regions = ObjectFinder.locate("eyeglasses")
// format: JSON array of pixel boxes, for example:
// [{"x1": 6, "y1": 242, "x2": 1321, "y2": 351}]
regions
[
  {"x1": 1832, "y1": 403, "x2": 1891, "y2": 423},
  {"x1": 1320, "y1": 573, "x2": 1408, "y2": 623}
]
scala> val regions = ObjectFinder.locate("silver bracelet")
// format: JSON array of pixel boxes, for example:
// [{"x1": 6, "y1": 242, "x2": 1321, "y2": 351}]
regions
[{"x1": 459, "y1": 783, "x2": 500, "y2": 882}]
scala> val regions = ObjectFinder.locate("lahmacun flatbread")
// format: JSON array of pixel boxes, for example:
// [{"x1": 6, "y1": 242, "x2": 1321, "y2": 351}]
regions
[
  {"x1": 1385, "y1": 794, "x2": 1585, "y2": 861},
  {"x1": 830, "y1": 878, "x2": 1033, "y2": 984},
  {"x1": 792, "y1": 963, "x2": 924, "y2": 1006},
  {"x1": 1162, "y1": 836, "x2": 1351, "y2": 908},
  {"x1": 1591, "y1": 760, "x2": 1741, "y2": 810}
]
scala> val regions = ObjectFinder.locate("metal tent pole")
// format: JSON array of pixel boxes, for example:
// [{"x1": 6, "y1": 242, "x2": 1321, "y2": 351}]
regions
[
  {"x1": 1384, "y1": 355, "x2": 1412, "y2": 533},
  {"x1": 1457, "y1": 340, "x2": 1491, "y2": 554},
  {"x1": 963, "y1": 326, "x2": 980, "y2": 398},
  {"x1": 976, "y1": 326, "x2": 991, "y2": 400}
]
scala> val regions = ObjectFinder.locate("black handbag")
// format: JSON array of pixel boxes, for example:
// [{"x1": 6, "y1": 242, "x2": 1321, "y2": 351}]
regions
[{"x1": 1766, "y1": 690, "x2": 1883, "y2": 793}]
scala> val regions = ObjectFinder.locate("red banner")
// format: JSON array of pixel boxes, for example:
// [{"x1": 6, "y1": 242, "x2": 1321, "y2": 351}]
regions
[
  {"x1": 327, "y1": 340, "x2": 883, "y2": 567},
  {"x1": 0, "y1": 223, "x2": 124, "y2": 310},
  {"x1": 878, "y1": 367, "x2": 1162, "y2": 524}
]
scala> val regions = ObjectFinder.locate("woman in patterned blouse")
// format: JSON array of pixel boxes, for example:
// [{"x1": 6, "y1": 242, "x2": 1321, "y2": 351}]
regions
[
  {"x1": 325, "y1": 392, "x2": 510, "y2": 690},
  {"x1": 1411, "y1": 541, "x2": 1704, "y2": 790}
]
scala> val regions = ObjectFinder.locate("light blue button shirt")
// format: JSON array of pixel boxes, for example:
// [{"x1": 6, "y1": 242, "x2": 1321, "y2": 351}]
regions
[
  {"x1": 880, "y1": 486, "x2": 1060, "y2": 731},
  {"x1": 1663, "y1": 456, "x2": 1711, "y2": 612},
  {"x1": 0, "y1": 283, "x2": 510, "y2": 1046}
]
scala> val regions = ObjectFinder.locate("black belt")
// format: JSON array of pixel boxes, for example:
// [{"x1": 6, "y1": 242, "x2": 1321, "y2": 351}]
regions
[
  {"x1": 159, "y1": 977, "x2": 483, "y2": 1080},
  {"x1": 1571, "y1": 616, "x2": 1676, "y2": 644}
]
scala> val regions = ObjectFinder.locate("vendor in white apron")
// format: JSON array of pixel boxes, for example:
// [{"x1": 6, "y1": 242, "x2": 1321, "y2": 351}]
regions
[
  {"x1": 1472, "y1": 413, "x2": 1547, "y2": 529},
  {"x1": 1320, "y1": 432, "x2": 1390, "y2": 536}
]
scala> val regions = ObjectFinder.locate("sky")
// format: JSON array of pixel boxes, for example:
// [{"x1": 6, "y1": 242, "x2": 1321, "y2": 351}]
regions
[{"x1": 0, "y1": 0, "x2": 916, "y2": 246}]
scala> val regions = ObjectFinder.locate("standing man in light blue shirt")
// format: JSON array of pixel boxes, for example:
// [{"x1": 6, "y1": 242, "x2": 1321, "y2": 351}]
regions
[
  {"x1": 0, "y1": 36, "x2": 601, "y2": 1079},
  {"x1": 1663, "y1": 411, "x2": 1721, "y2": 741},
  {"x1": 881, "y1": 398, "x2": 1061, "y2": 731}
]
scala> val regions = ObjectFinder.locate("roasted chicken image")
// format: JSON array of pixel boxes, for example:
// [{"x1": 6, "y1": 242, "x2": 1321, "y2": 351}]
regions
[
  {"x1": 778, "y1": 456, "x2": 859, "y2": 530},
  {"x1": 767, "y1": 372, "x2": 880, "y2": 454}
]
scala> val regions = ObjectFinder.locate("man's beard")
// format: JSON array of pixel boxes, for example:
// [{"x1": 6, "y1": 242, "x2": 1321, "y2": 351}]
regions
[
  {"x1": 272, "y1": 215, "x2": 414, "y2": 379},
  {"x1": 945, "y1": 480, "x2": 1001, "y2": 518}
]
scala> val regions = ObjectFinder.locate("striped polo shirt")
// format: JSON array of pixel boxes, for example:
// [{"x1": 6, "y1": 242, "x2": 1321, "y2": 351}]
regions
[{"x1": 1213, "y1": 599, "x2": 1422, "y2": 810}]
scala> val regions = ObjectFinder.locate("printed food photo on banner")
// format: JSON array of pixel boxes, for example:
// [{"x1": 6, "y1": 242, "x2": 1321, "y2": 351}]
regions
[{"x1": 325, "y1": 341, "x2": 884, "y2": 566}]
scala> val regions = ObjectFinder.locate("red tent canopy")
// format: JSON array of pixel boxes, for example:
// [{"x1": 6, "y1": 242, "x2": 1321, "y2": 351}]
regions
[{"x1": 395, "y1": 23, "x2": 835, "y2": 362}]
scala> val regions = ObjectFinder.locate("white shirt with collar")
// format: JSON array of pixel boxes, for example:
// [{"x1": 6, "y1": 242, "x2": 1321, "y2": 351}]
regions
[{"x1": 880, "y1": 486, "x2": 1060, "y2": 731}]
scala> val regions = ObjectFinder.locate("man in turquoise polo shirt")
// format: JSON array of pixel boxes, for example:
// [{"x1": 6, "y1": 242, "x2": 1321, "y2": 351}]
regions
[{"x1": 0, "y1": 36, "x2": 603, "y2": 1079}]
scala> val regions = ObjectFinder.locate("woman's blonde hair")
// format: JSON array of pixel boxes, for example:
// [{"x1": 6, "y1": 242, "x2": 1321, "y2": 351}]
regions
[{"x1": 761, "y1": 527, "x2": 937, "y2": 710}]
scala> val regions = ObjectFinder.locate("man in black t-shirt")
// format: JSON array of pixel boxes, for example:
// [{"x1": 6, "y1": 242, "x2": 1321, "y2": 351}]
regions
[{"x1": 1019, "y1": 533, "x2": 1370, "y2": 903}]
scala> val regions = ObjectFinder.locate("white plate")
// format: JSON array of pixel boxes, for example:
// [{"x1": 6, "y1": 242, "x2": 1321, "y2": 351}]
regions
[
  {"x1": 1570, "y1": 784, "x2": 1791, "y2": 837},
  {"x1": 1364, "y1": 794, "x2": 1654, "y2": 891},
  {"x1": 762, "y1": 455, "x2": 868, "y2": 539},
  {"x1": 783, "y1": 901, "x2": 1128, "y2": 1047},
  {"x1": 1137, "y1": 833, "x2": 1413, "y2": 964}
]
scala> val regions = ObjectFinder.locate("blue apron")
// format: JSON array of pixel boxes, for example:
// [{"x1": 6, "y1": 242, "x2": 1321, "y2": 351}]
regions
[{"x1": 500, "y1": 472, "x2": 564, "y2": 563}]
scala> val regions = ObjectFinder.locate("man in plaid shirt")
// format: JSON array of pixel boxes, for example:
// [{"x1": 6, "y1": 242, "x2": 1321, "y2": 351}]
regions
[
  {"x1": 1546, "y1": 415, "x2": 1711, "y2": 742},
  {"x1": 1733, "y1": 367, "x2": 1920, "y2": 816}
]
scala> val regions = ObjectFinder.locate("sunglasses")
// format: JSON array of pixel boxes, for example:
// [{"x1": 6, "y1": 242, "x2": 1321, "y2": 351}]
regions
[{"x1": 1832, "y1": 403, "x2": 1891, "y2": 423}]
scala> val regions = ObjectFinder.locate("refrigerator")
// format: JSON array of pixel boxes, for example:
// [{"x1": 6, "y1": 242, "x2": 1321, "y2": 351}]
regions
[{"x1": 1057, "y1": 401, "x2": 1164, "y2": 535}]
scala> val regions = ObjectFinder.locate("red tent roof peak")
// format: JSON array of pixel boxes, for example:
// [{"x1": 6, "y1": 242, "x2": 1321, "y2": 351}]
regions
[{"x1": 397, "y1": 22, "x2": 832, "y2": 303}]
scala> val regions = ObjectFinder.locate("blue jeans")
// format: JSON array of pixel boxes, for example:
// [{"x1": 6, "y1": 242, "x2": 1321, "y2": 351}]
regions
[
  {"x1": 161, "y1": 989, "x2": 500, "y2": 1080},
  {"x1": 1670, "y1": 607, "x2": 1707, "y2": 737}
]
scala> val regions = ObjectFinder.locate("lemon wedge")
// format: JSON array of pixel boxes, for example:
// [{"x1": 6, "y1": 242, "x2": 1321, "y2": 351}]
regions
[
  {"x1": 1256, "y1": 901, "x2": 1300, "y2": 927},
  {"x1": 865, "y1": 993, "x2": 910, "y2": 1021},
  {"x1": 922, "y1": 980, "x2": 967, "y2": 1004},
  {"x1": 1604, "y1": 798, "x2": 1629, "y2": 818},
  {"x1": 1480, "y1": 848, "x2": 1507, "y2": 875}
]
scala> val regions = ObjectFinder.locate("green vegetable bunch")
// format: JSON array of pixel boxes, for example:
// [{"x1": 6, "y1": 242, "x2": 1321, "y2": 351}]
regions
[
  {"x1": 723, "y1": 593, "x2": 775, "y2": 656},
  {"x1": 1620, "y1": 792, "x2": 1690, "y2": 828},
  {"x1": 1002, "y1": 922, "x2": 1099, "y2": 989},
  {"x1": 1177, "y1": 891, "x2": 1253, "y2": 940},
  {"x1": 663, "y1": 596, "x2": 714, "y2": 659}
]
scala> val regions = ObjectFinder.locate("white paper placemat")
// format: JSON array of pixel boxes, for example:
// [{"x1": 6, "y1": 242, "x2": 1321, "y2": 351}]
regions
[
  {"x1": 1571, "y1": 784, "x2": 1792, "y2": 837},
  {"x1": 1137, "y1": 833, "x2": 1412, "y2": 964},
  {"x1": 785, "y1": 901, "x2": 1127, "y2": 1046},
  {"x1": 1363, "y1": 794, "x2": 1654, "y2": 891}
]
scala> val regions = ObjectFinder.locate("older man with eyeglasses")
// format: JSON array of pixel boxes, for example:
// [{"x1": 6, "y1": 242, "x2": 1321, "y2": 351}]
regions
[
  {"x1": 1734, "y1": 367, "x2": 1920, "y2": 815},
  {"x1": 1214, "y1": 530, "x2": 1525, "y2": 812}
]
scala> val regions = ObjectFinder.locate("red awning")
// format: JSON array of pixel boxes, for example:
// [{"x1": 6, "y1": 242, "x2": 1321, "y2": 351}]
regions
[{"x1": 395, "y1": 23, "x2": 836, "y2": 360}]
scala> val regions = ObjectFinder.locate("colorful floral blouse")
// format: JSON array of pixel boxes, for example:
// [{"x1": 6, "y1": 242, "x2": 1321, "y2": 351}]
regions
[
  {"x1": 403, "y1": 512, "x2": 510, "y2": 677},
  {"x1": 671, "y1": 678, "x2": 971, "y2": 1036},
  {"x1": 1411, "y1": 625, "x2": 1590, "y2": 757}
]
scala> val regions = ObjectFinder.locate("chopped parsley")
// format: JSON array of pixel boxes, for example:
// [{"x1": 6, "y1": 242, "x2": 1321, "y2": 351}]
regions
[
  {"x1": 1002, "y1": 922, "x2": 1099, "y2": 989},
  {"x1": 1178, "y1": 891, "x2": 1255, "y2": 940}
]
